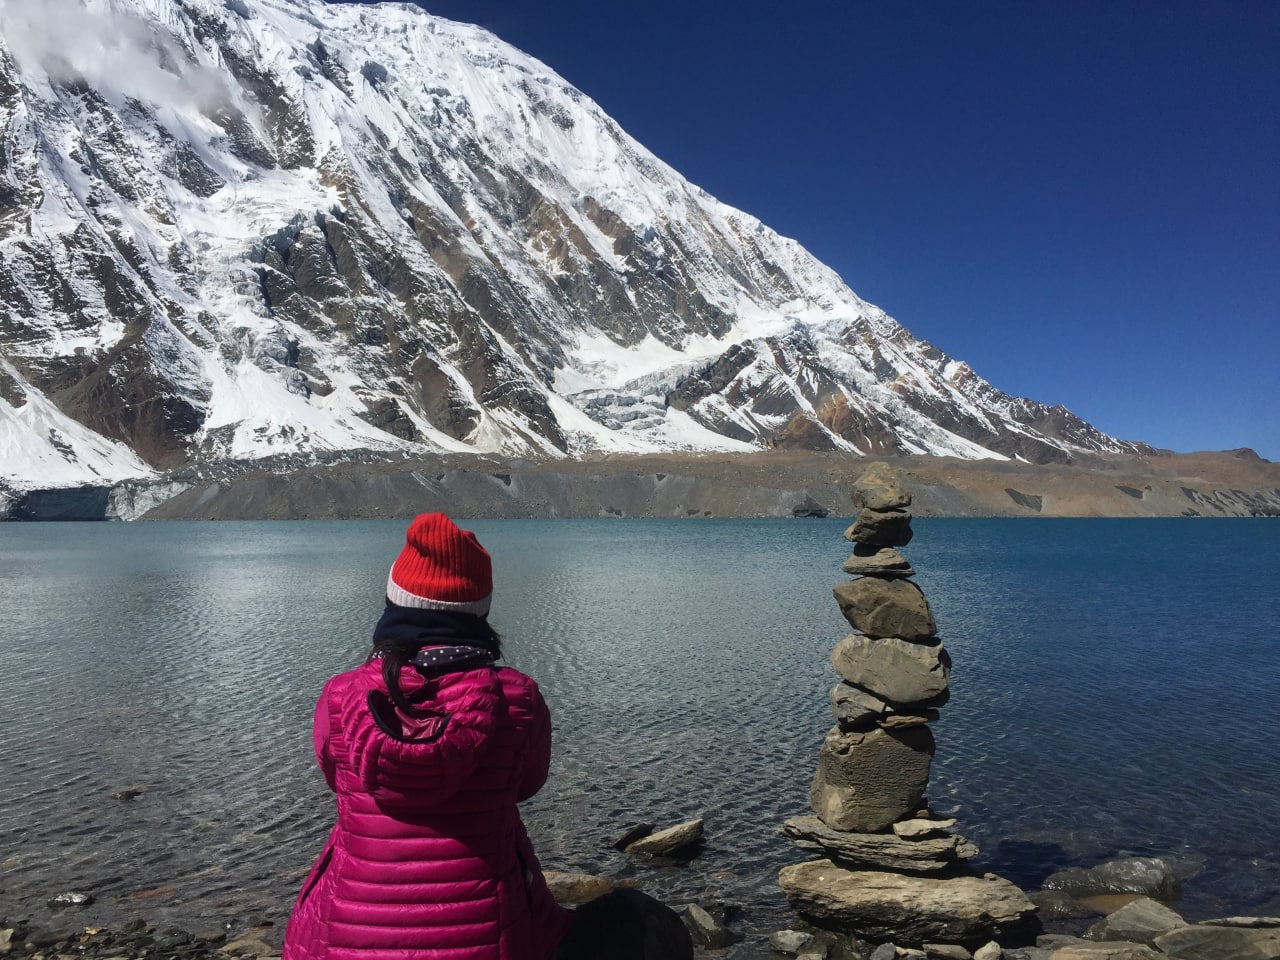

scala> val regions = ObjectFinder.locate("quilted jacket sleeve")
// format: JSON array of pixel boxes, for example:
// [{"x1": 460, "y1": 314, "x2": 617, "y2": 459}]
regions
[
  {"x1": 312, "y1": 678, "x2": 338, "y2": 793},
  {"x1": 516, "y1": 681, "x2": 553, "y2": 803}
]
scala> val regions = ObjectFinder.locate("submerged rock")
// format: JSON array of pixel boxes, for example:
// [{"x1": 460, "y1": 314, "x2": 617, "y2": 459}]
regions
[
  {"x1": 682, "y1": 903, "x2": 733, "y2": 948},
  {"x1": 612, "y1": 823, "x2": 655, "y2": 850},
  {"x1": 768, "y1": 929, "x2": 815, "y2": 955},
  {"x1": 46, "y1": 891, "x2": 94, "y2": 908},
  {"x1": 624, "y1": 818, "x2": 704, "y2": 856},
  {"x1": 1041, "y1": 858, "x2": 1179, "y2": 901}
]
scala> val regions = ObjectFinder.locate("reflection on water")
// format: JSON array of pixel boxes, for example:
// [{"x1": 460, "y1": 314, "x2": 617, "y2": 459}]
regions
[{"x1": 2, "y1": 518, "x2": 1279, "y2": 951}]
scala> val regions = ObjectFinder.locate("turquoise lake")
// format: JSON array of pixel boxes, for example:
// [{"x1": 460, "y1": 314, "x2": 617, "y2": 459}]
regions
[{"x1": 1, "y1": 517, "x2": 1278, "y2": 954}]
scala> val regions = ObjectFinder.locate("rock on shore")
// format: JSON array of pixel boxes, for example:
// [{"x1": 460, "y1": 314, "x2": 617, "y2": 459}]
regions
[{"x1": 777, "y1": 861, "x2": 1037, "y2": 946}]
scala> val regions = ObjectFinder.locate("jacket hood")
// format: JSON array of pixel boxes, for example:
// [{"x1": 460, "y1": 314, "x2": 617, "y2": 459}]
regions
[{"x1": 342, "y1": 661, "x2": 503, "y2": 811}]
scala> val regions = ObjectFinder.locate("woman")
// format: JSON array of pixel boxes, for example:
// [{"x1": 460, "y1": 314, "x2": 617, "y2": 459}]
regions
[{"x1": 283, "y1": 513, "x2": 574, "y2": 960}]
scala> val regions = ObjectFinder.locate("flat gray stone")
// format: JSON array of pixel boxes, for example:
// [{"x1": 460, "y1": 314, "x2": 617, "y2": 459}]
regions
[
  {"x1": 833, "y1": 578, "x2": 936, "y2": 640},
  {"x1": 1045, "y1": 945, "x2": 1162, "y2": 960},
  {"x1": 893, "y1": 817, "x2": 957, "y2": 839},
  {"x1": 831, "y1": 634, "x2": 950, "y2": 705},
  {"x1": 879, "y1": 709, "x2": 940, "y2": 728},
  {"x1": 831, "y1": 682, "x2": 887, "y2": 729},
  {"x1": 778, "y1": 862, "x2": 1036, "y2": 946},
  {"x1": 784, "y1": 816, "x2": 976, "y2": 873},
  {"x1": 843, "y1": 543, "x2": 915, "y2": 578},
  {"x1": 810, "y1": 725, "x2": 934, "y2": 832}
]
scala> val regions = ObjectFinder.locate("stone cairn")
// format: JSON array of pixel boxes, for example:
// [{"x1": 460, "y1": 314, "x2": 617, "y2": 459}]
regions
[{"x1": 778, "y1": 463, "x2": 1037, "y2": 951}]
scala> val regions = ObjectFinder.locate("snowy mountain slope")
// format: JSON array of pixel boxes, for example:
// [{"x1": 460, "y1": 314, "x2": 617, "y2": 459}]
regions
[{"x1": 0, "y1": 0, "x2": 1141, "y2": 491}]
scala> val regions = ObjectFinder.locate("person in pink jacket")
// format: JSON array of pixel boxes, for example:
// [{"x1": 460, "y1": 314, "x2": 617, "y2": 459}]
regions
[{"x1": 283, "y1": 513, "x2": 574, "y2": 960}]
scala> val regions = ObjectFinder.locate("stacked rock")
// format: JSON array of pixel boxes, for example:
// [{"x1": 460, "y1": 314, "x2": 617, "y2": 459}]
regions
[
  {"x1": 812, "y1": 461, "x2": 949, "y2": 833},
  {"x1": 779, "y1": 463, "x2": 1036, "y2": 949}
]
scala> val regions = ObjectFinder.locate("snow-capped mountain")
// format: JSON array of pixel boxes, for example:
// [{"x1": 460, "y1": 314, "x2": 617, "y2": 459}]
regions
[{"x1": 0, "y1": 0, "x2": 1140, "y2": 492}]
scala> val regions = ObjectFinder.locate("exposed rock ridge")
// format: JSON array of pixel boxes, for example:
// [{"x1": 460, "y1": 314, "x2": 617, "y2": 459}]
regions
[{"x1": 1, "y1": 0, "x2": 1146, "y2": 493}]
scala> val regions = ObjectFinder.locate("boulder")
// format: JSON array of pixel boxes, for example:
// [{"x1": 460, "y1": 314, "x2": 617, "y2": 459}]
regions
[
  {"x1": 1153, "y1": 923, "x2": 1280, "y2": 959},
  {"x1": 923, "y1": 945, "x2": 974, "y2": 960},
  {"x1": 974, "y1": 943, "x2": 1002, "y2": 960},
  {"x1": 831, "y1": 634, "x2": 950, "y2": 704},
  {"x1": 624, "y1": 818, "x2": 704, "y2": 856},
  {"x1": 810, "y1": 726, "x2": 935, "y2": 832},
  {"x1": 784, "y1": 816, "x2": 977, "y2": 873},
  {"x1": 850, "y1": 462, "x2": 912, "y2": 510},
  {"x1": 1041, "y1": 859, "x2": 1179, "y2": 901},
  {"x1": 1084, "y1": 897, "x2": 1187, "y2": 946},
  {"x1": 843, "y1": 544, "x2": 915, "y2": 578},
  {"x1": 833, "y1": 579, "x2": 936, "y2": 640},
  {"x1": 778, "y1": 861, "x2": 1037, "y2": 946},
  {"x1": 844, "y1": 508, "x2": 914, "y2": 547}
]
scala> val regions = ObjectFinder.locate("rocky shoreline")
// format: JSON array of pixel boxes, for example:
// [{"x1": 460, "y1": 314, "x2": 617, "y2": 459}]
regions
[
  {"x1": 6, "y1": 861, "x2": 1280, "y2": 960},
  {"x1": 3, "y1": 448, "x2": 1279, "y2": 522}
]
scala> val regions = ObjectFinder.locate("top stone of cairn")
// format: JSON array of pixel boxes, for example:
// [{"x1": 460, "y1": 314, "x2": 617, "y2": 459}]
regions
[{"x1": 851, "y1": 462, "x2": 912, "y2": 512}]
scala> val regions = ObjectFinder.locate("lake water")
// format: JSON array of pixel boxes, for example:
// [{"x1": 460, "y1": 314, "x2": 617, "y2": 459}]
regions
[{"x1": 1, "y1": 518, "x2": 1278, "y2": 955}]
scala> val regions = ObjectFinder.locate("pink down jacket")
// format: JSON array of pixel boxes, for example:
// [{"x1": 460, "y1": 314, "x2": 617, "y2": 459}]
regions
[{"x1": 283, "y1": 660, "x2": 573, "y2": 960}]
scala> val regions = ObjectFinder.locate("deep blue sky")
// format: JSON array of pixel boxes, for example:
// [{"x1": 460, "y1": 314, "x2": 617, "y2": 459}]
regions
[{"x1": 338, "y1": 1, "x2": 1278, "y2": 458}]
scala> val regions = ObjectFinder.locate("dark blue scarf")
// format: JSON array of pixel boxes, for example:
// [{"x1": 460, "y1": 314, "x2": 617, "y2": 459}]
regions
[{"x1": 372, "y1": 604, "x2": 500, "y2": 673}]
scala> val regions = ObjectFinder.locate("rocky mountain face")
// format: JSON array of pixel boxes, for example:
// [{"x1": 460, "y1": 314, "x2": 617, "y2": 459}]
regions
[{"x1": 0, "y1": 0, "x2": 1143, "y2": 494}]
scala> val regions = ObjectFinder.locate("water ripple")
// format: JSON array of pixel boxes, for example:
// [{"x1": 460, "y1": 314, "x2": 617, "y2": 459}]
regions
[{"x1": 1, "y1": 518, "x2": 1278, "y2": 953}]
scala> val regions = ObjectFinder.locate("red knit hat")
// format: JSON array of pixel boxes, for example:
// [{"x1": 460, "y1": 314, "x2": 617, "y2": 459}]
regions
[{"x1": 386, "y1": 513, "x2": 493, "y2": 615}]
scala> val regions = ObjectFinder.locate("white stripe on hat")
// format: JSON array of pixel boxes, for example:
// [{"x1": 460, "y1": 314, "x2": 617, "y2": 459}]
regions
[{"x1": 386, "y1": 571, "x2": 492, "y2": 615}]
